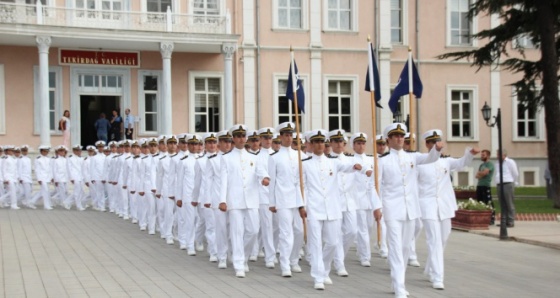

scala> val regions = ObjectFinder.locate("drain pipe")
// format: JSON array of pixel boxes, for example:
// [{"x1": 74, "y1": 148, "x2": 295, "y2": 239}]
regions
[
  {"x1": 256, "y1": 0, "x2": 261, "y2": 127},
  {"x1": 415, "y1": 0, "x2": 421, "y2": 150}
]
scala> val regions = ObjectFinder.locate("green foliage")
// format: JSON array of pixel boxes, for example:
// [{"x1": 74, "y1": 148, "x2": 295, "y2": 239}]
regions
[
  {"x1": 493, "y1": 199, "x2": 560, "y2": 213},
  {"x1": 490, "y1": 187, "x2": 547, "y2": 196}
]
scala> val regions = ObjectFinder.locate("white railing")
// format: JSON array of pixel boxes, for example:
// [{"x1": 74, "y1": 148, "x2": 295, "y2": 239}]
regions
[{"x1": 0, "y1": 2, "x2": 229, "y2": 35}]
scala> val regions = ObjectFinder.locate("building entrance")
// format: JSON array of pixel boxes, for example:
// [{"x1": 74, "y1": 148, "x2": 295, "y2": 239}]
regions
[{"x1": 80, "y1": 95, "x2": 121, "y2": 147}]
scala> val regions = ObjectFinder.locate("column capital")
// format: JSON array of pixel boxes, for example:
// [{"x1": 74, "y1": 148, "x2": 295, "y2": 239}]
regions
[
  {"x1": 160, "y1": 42, "x2": 174, "y2": 59},
  {"x1": 36, "y1": 36, "x2": 52, "y2": 54},
  {"x1": 222, "y1": 43, "x2": 237, "y2": 59}
]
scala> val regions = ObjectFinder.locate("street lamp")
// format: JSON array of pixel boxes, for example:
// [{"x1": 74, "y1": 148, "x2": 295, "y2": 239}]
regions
[
  {"x1": 481, "y1": 102, "x2": 508, "y2": 240},
  {"x1": 393, "y1": 110, "x2": 402, "y2": 123}
]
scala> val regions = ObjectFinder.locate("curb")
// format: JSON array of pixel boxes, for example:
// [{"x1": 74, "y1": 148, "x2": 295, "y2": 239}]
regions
[
  {"x1": 495, "y1": 213, "x2": 560, "y2": 221},
  {"x1": 456, "y1": 228, "x2": 560, "y2": 251}
]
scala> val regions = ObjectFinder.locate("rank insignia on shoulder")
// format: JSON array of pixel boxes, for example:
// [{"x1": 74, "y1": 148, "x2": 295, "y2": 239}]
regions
[
  {"x1": 366, "y1": 154, "x2": 373, "y2": 157},
  {"x1": 302, "y1": 156, "x2": 312, "y2": 161},
  {"x1": 270, "y1": 151, "x2": 278, "y2": 156},
  {"x1": 208, "y1": 154, "x2": 218, "y2": 159},
  {"x1": 159, "y1": 155, "x2": 167, "y2": 160},
  {"x1": 405, "y1": 150, "x2": 417, "y2": 153},
  {"x1": 181, "y1": 155, "x2": 189, "y2": 160},
  {"x1": 379, "y1": 152, "x2": 390, "y2": 158},
  {"x1": 344, "y1": 152, "x2": 354, "y2": 157},
  {"x1": 223, "y1": 150, "x2": 232, "y2": 155},
  {"x1": 142, "y1": 156, "x2": 149, "y2": 159}
]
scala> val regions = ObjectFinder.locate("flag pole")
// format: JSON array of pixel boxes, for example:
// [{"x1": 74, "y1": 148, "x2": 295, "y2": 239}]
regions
[
  {"x1": 367, "y1": 36, "x2": 381, "y2": 248},
  {"x1": 291, "y1": 46, "x2": 307, "y2": 243},
  {"x1": 408, "y1": 47, "x2": 416, "y2": 150}
]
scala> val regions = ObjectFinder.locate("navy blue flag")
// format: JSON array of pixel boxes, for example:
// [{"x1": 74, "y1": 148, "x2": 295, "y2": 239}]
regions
[
  {"x1": 286, "y1": 60, "x2": 305, "y2": 113},
  {"x1": 388, "y1": 58, "x2": 423, "y2": 113},
  {"x1": 365, "y1": 43, "x2": 383, "y2": 108}
]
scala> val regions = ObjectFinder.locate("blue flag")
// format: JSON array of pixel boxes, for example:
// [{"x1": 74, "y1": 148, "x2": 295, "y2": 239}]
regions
[
  {"x1": 286, "y1": 60, "x2": 305, "y2": 113},
  {"x1": 365, "y1": 43, "x2": 383, "y2": 108},
  {"x1": 388, "y1": 58, "x2": 423, "y2": 113}
]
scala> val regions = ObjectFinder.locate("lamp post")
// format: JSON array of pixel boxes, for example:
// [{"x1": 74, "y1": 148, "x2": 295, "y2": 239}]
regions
[
  {"x1": 393, "y1": 110, "x2": 402, "y2": 123},
  {"x1": 481, "y1": 102, "x2": 508, "y2": 240}
]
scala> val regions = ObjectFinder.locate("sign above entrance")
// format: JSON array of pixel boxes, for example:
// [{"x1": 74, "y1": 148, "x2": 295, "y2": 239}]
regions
[{"x1": 59, "y1": 49, "x2": 140, "y2": 67}]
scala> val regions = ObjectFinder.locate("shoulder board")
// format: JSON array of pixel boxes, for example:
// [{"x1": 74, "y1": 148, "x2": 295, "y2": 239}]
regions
[
  {"x1": 379, "y1": 152, "x2": 390, "y2": 158},
  {"x1": 181, "y1": 155, "x2": 189, "y2": 160},
  {"x1": 248, "y1": 151, "x2": 259, "y2": 155},
  {"x1": 440, "y1": 154, "x2": 451, "y2": 158},
  {"x1": 125, "y1": 156, "x2": 132, "y2": 160},
  {"x1": 366, "y1": 154, "x2": 373, "y2": 157},
  {"x1": 405, "y1": 150, "x2": 417, "y2": 153},
  {"x1": 68, "y1": 155, "x2": 73, "y2": 158},
  {"x1": 112, "y1": 155, "x2": 120, "y2": 159},
  {"x1": 223, "y1": 150, "x2": 232, "y2": 155},
  {"x1": 159, "y1": 155, "x2": 167, "y2": 160},
  {"x1": 270, "y1": 151, "x2": 279, "y2": 156},
  {"x1": 36, "y1": 156, "x2": 41, "y2": 159},
  {"x1": 84, "y1": 157, "x2": 88, "y2": 160},
  {"x1": 199, "y1": 153, "x2": 206, "y2": 158},
  {"x1": 142, "y1": 156, "x2": 149, "y2": 159},
  {"x1": 51, "y1": 156, "x2": 56, "y2": 159},
  {"x1": 327, "y1": 155, "x2": 338, "y2": 159},
  {"x1": 302, "y1": 156, "x2": 312, "y2": 162},
  {"x1": 344, "y1": 152, "x2": 354, "y2": 157},
  {"x1": 133, "y1": 156, "x2": 140, "y2": 159},
  {"x1": 170, "y1": 153, "x2": 178, "y2": 158},
  {"x1": 208, "y1": 154, "x2": 218, "y2": 159},
  {"x1": 152, "y1": 153, "x2": 159, "y2": 157}
]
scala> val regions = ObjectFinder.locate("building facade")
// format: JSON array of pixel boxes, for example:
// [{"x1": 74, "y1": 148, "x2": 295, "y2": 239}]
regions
[{"x1": 0, "y1": 0, "x2": 548, "y2": 186}]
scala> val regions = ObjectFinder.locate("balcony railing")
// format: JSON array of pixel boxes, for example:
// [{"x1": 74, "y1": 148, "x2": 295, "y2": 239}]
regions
[{"x1": 0, "y1": 2, "x2": 230, "y2": 35}]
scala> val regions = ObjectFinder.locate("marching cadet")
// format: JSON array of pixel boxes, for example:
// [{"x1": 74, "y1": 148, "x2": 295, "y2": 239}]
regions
[
  {"x1": 125, "y1": 140, "x2": 141, "y2": 223},
  {"x1": 67, "y1": 145, "x2": 86, "y2": 211},
  {"x1": 192, "y1": 132, "x2": 219, "y2": 261},
  {"x1": 143, "y1": 138, "x2": 160, "y2": 235},
  {"x1": 418, "y1": 129, "x2": 478, "y2": 290},
  {"x1": 82, "y1": 146, "x2": 96, "y2": 208},
  {"x1": 349, "y1": 133, "x2": 383, "y2": 267},
  {"x1": 204, "y1": 130, "x2": 232, "y2": 269},
  {"x1": 90, "y1": 141, "x2": 107, "y2": 211},
  {"x1": 219, "y1": 124, "x2": 269, "y2": 278},
  {"x1": 136, "y1": 139, "x2": 150, "y2": 231},
  {"x1": 177, "y1": 133, "x2": 188, "y2": 157},
  {"x1": 175, "y1": 134, "x2": 198, "y2": 254},
  {"x1": 324, "y1": 139, "x2": 332, "y2": 156},
  {"x1": 403, "y1": 131, "x2": 423, "y2": 268},
  {"x1": 373, "y1": 134, "x2": 389, "y2": 258},
  {"x1": 31, "y1": 146, "x2": 53, "y2": 210},
  {"x1": 297, "y1": 130, "x2": 369, "y2": 290},
  {"x1": 18, "y1": 145, "x2": 33, "y2": 208},
  {"x1": 187, "y1": 134, "x2": 206, "y2": 251},
  {"x1": 378, "y1": 123, "x2": 442, "y2": 298},
  {"x1": 156, "y1": 135, "x2": 180, "y2": 245},
  {"x1": 121, "y1": 140, "x2": 136, "y2": 219},
  {"x1": 246, "y1": 130, "x2": 262, "y2": 262},
  {"x1": 116, "y1": 140, "x2": 132, "y2": 219},
  {"x1": 53, "y1": 146, "x2": 70, "y2": 209},
  {"x1": 376, "y1": 134, "x2": 388, "y2": 155},
  {"x1": 268, "y1": 122, "x2": 305, "y2": 277},
  {"x1": 2, "y1": 146, "x2": 20, "y2": 209},
  {"x1": 106, "y1": 141, "x2": 119, "y2": 213},
  {"x1": 155, "y1": 135, "x2": 168, "y2": 234},
  {"x1": 101, "y1": 146, "x2": 112, "y2": 208}
]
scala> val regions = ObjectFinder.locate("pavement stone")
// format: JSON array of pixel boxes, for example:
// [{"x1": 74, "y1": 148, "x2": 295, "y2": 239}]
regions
[{"x1": 1, "y1": 208, "x2": 560, "y2": 297}]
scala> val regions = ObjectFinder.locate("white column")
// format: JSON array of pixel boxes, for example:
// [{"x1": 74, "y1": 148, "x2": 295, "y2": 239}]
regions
[
  {"x1": 242, "y1": 0, "x2": 255, "y2": 46},
  {"x1": 310, "y1": 50, "x2": 322, "y2": 129},
  {"x1": 378, "y1": 0, "x2": 393, "y2": 130},
  {"x1": 36, "y1": 36, "x2": 52, "y2": 146},
  {"x1": 160, "y1": 42, "x2": 174, "y2": 135},
  {"x1": 242, "y1": 50, "x2": 256, "y2": 129},
  {"x1": 222, "y1": 43, "x2": 237, "y2": 129}
]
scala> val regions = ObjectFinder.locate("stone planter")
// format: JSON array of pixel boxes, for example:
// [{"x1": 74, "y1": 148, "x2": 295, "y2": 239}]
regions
[
  {"x1": 452, "y1": 209, "x2": 492, "y2": 230},
  {"x1": 454, "y1": 190, "x2": 477, "y2": 200}
]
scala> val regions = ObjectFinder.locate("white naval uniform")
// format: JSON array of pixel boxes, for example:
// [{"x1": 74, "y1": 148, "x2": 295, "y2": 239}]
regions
[
  {"x1": 143, "y1": 152, "x2": 159, "y2": 234},
  {"x1": 0, "y1": 156, "x2": 4, "y2": 200},
  {"x1": 268, "y1": 146, "x2": 304, "y2": 273},
  {"x1": 205, "y1": 151, "x2": 228, "y2": 263},
  {"x1": 193, "y1": 152, "x2": 216, "y2": 258},
  {"x1": 353, "y1": 153, "x2": 384, "y2": 262},
  {"x1": 219, "y1": 147, "x2": 267, "y2": 273},
  {"x1": 194, "y1": 153, "x2": 208, "y2": 249},
  {"x1": 300, "y1": 153, "x2": 361, "y2": 284},
  {"x1": 32, "y1": 155, "x2": 53, "y2": 209},
  {"x1": 67, "y1": 154, "x2": 85, "y2": 210},
  {"x1": 331, "y1": 152, "x2": 358, "y2": 272},
  {"x1": 418, "y1": 148, "x2": 474, "y2": 285},
  {"x1": 176, "y1": 151, "x2": 197, "y2": 249},
  {"x1": 378, "y1": 147, "x2": 441, "y2": 297},
  {"x1": 156, "y1": 152, "x2": 180, "y2": 242},
  {"x1": 90, "y1": 152, "x2": 106, "y2": 210},
  {"x1": 136, "y1": 154, "x2": 150, "y2": 230},
  {"x1": 18, "y1": 155, "x2": 33, "y2": 206},
  {"x1": 128, "y1": 155, "x2": 142, "y2": 221},
  {"x1": 102, "y1": 154, "x2": 112, "y2": 209},
  {"x1": 52, "y1": 156, "x2": 69, "y2": 207},
  {"x1": 82, "y1": 156, "x2": 93, "y2": 207},
  {"x1": 2, "y1": 155, "x2": 19, "y2": 208},
  {"x1": 121, "y1": 154, "x2": 134, "y2": 217},
  {"x1": 105, "y1": 153, "x2": 118, "y2": 213},
  {"x1": 114, "y1": 152, "x2": 128, "y2": 217},
  {"x1": 155, "y1": 152, "x2": 167, "y2": 234}
]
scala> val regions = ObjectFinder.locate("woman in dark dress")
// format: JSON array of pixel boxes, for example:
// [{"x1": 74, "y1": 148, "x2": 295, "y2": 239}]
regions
[{"x1": 110, "y1": 109, "x2": 123, "y2": 141}]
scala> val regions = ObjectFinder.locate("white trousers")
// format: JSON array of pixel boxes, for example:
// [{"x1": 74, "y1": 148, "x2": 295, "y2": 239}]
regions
[
  {"x1": 214, "y1": 208, "x2": 229, "y2": 261},
  {"x1": 163, "y1": 197, "x2": 176, "y2": 240},
  {"x1": 258, "y1": 204, "x2": 278, "y2": 264},
  {"x1": 177, "y1": 202, "x2": 196, "y2": 249},
  {"x1": 386, "y1": 219, "x2": 415, "y2": 296},
  {"x1": 202, "y1": 207, "x2": 216, "y2": 256},
  {"x1": 56, "y1": 182, "x2": 68, "y2": 207},
  {"x1": 307, "y1": 218, "x2": 341, "y2": 284},
  {"x1": 228, "y1": 208, "x2": 259, "y2": 271},
  {"x1": 92, "y1": 182, "x2": 104, "y2": 210},
  {"x1": 355, "y1": 209, "x2": 378, "y2": 262},
  {"x1": 108, "y1": 184, "x2": 118, "y2": 212},
  {"x1": 120, "y1": 186, "x2": 129, "y2": 216},
  {"x1": 20, "y1": 182, "x2": 32, "y2": 205},
  {"x1": 137, "y1": 192, "x2": 148, "y2": 229},
  {"x1": 334, "y1": 210, "x2": 357, "y2": 270},
  {"x1": 156, "y1": 196, "x2": 165, "y2": 234},
  {"x1": 3, "y1": 181, "x2": 18, "y2": 208},
  {"x1": 69, "y1": 181, "x2": 84, "y2": 209},
  {"x1": 409, "y1": 218, "x2": 423, "y2": 261},
  {"x1": 146, "y1": 192, "x2": 157, "y2": 234},
  {"x1": 276, "y1": 208, "x2": 304, "y2": 271},
  {"x1": 32, "y1": 182, "x2": 52, "y2": 209},
  {"x1": 195, "y1": 205, "x2": 207, "y2": 245},
  {"x1": 130, "y1": 192, "x2": 138, "y2": 220},
  {"x1": 422, "y1": 218, "x2": 451, "y2": 284}
]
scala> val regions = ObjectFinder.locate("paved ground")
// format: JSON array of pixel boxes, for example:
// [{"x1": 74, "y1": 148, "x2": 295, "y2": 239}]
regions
[
  {"x1": 470, "y1": 221, "x2": 560, "y2": 249},
  {"x1": 1, "y1": 208, "x2": 559, "y2": 298}
]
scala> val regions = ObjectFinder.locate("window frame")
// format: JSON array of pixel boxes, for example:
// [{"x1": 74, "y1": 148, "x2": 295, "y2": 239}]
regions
[
  {"x1": 390, "y1": 86, "x2": 410, "y2": 123},
  {"x1": 519, "y1": 166, "x2": 540, "y2": 187},
  {"x1": 188, "y1": 0, "x2": 225, "y2": 15},
  {"x1": 188, "y1": 71, "x2": 225, "y2": 133},
  {"x1": 452, "y1": 166, "x2": 474, "y2": 187},
  {"x1": 390, "y1": 0, "x2": 408, "y2": 45},
  {"x1": 272, "y1": 0, "x2": 308, "y2": 31},
  {"x1": 322, "y1": 0, "x2": 358, "y2": 33},
  {"x1": 137, "y1": 70, "x2": 161, "y2": 136},
  {"x1": 323, "y1": 75, "x2": 359, "y2": 133},
  {"x1": 511, "y1": 89, "x2": 545, "y2": 142},
  {"x1": 446, "y1": 85, "x2": 479, "y2": 142},
  {"x1": 33, "y1": 65, "x2": 63, "y2": 136},
  {"x1": 272, "y1": 73, "x2": 310, "y2": 131},
  {"x1": 142, "y1": 0, "x2": 177, "y2": 13},
  {"x1": 446, "y1": 0, "x2": 477, "y2": 47},
  {"x1": 0, "y1": 64, "x2": 5, "y2": 135}
]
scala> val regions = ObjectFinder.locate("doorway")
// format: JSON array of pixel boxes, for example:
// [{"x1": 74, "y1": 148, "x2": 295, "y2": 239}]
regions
[{"x1": 80, "y1": 95, "x2": 121, "y2": 147}]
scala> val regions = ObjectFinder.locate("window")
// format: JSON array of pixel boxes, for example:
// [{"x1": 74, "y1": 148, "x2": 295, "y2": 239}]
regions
[
  {"x1": 193, "y1": 0, "x2": 219, "y2": 15},
  {"x1": 277, "y1": 79, "x2": 302, "y2": 129},
  {"x1": 147, "y1": 0, "x2": 171, "y2": 12},
  {"x1": 33, "y1": 66, "x2": 62, "y2": 134},
  {"x1": 514, "y1": 34, "x2": 535, "y2": 49},
  {"x1": 512, "y1": 92, "x2": 544, "y2": 141},
  {"x1": 452, "y1": 167, "x2": 473, "y2": 187},
  {"x1": 75, "y1": 0, "x2": 123, "y2": 20},
  {"x1": 277, "y1": 0, "x2": 302, "y2": 29},
  {"x1": 519, "y1": 167, "x2": 539, "y2": 186},
  {"x1": 328, "y1": 80, "x2": 352, "y2": 132},
  {"x1": 448, "y1": 0, "x2": 472, "y2": 45},
  {"x1": 78, "y1": 74, "x2": 122, "y2": 94},
  {"x1": 391, "y1": 0, "x2": 402, "y2": 43},
  {"x1": 194, "y1": 77, "x2": 221, "y2": 133},
  {"x1": 326, "y1": 0, "x2": 354, "y2": 31},
  {"x1": 447, "y1": 85, "x2": 479, "y2": 141},
  {"x1": 138, "y1": 72, "x2": 160, "y2": 134}
]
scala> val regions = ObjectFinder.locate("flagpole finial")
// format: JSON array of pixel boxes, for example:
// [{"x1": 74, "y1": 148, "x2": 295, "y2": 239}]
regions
[
  {"x1": 290, "y1": 45, "x2": 293, "y2": 52},
  {"x1": 367, "y1": 35, "x2": 371, "y2": 42},
  {"x1": 408, "y1": 47, "x2": 412, "y2": 52}
]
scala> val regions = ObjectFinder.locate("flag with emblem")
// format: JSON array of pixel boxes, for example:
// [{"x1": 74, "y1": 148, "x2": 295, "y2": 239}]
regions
[
  {"x1": 365, "y1": 42, "x2": 383, "y2": 108},
  {"x1": 388, "y1": 55, "x2": 423, "y2": 113},
  {"x1": 286, "y1": 54, "x2": 305, "y2": 113}
]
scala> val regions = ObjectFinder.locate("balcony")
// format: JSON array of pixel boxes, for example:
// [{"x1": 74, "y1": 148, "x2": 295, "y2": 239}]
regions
[{"x1": 0, "y1": 2, "x2": 230, "y2": 35}]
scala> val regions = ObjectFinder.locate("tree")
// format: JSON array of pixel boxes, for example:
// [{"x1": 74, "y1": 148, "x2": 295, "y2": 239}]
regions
[{"x1": 437, "y1": 0, "x2": 560, "y2": 208}]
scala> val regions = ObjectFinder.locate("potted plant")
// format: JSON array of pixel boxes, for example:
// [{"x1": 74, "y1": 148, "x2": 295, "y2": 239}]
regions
[
  {"x1": 454, "y1": 186, "x2": 478, "y2": 200},
  {"x1": 452, "y1": 198, "x2": 493, "y2": 230}
]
